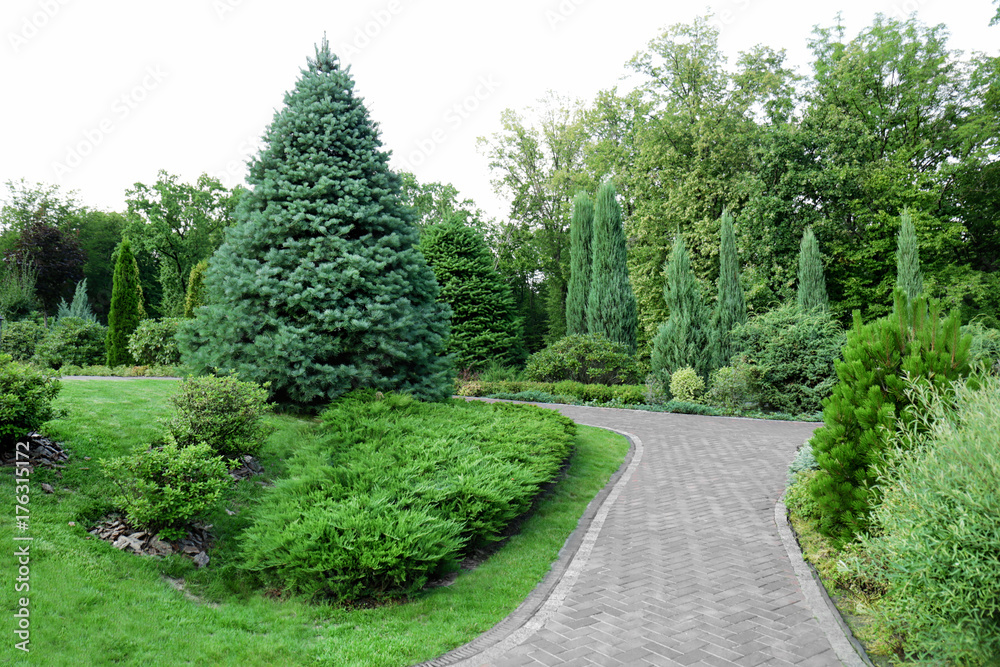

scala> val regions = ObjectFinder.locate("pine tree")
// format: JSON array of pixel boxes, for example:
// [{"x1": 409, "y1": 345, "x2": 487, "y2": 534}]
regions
[
  {"x1": 179, "y1": 40, "x2": 451, "y2": 408},
  {"x1": 896, "y1": 210, "x2": 923, "y2": 303},
  {"x1": 651, "y1": 234, "x2": 713, "y2": 379},
  {"x1": 420, "y1": 220, "x2": 525, "y2": 372},
  {"x1": 56, "y1": 279, "x2": 98, "y2": 323},
  {"x1": 183, "y1": 259, "x2": 208, "y2": 318},
  {"x1": 710, "y1": 209, "x2": 746, "y2": 367},
  {"x1": 565, "y1": 191, "x2": 594, "y2": 336},
  {"x1": 586, "y1": 180, "x2": 637, "y2": 354},
  {"x1": 797, "y1": 227, "x2": 828, "y2": 311},
  {"x1": 106, "y1": 239, "x2": 146, "y2": 367}
]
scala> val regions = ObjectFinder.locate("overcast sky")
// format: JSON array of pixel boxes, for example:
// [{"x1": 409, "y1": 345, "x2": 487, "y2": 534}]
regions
[{"x1": 1, "y1": 0, "x2": 997, "y2": 222}]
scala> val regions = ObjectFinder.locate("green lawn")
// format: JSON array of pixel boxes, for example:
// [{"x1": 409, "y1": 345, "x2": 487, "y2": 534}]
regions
[{"x1": 2, "y1": 379, "x2": 628, "y2": 666}]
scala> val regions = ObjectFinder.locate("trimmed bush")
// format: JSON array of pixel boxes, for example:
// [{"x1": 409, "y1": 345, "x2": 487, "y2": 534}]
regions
[
  {"x1": 106, "y1": 238, "x2": 146, "y2": 367},
  {"x1": 705, "y1": 364, "x2": 756, "y2": 411},
  {"x1": 104, "y1": 438, "x2": 230, "y2": 541},
  {"x1": 0, "y1": 320, "x2": 46, "y2": 362},
  {"x1": 128, "y1": 318, "x2": 184, "y2": 366},
  {"x1": 526, "y1": 334, "x2": 639, "y2": 385},
  {"x1": 166, "y1": 375, "x2": 272, "y2": 459},
  {"x1": 0, "y1": 354, "x2": 60, "y2": 451},
  {"x1": 669, "y1": 367, "x2": 704, "y2": 402},
  {"x1": 32, "y1": 317, "x2": 107, "y2": 369},
  {"x1": 183, "y1": 259, "x2": 208, "y2": 318}
]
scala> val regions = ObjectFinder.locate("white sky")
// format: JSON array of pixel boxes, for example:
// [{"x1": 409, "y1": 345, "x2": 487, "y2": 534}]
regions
[{"x1": 1, "y1": 0, "x2": 997, "y2": 222}]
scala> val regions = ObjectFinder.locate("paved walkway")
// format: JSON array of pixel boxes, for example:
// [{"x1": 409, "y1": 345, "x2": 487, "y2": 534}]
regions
[{"x1": 426, "y1": 404, "x2": 864, "y2": 667}]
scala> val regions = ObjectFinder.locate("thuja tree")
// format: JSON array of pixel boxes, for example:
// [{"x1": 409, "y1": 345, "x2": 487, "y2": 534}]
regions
[
  {"x1": 896, "y1": 209, "x2": 923, "y2": 303},
  {"x1": 586, "y1": 180, "x2": 637, "y2": 354},
  {"x1": 808, "y1": 290, "x2": 971, "y2": 544},
  {"x1": 565, "y1": 191, "x2": 594, "y2": 336},
  {"x1": 710, "y1": 209, "x2": 746, "y2": 368},
  {"x1": 183, "y1": 259, "x2": 208, "y2": 318},
  {"x1": 106, "y1": 239, "x2": 146, "y2": 367},
  {"x1": 420, "y1": 220, "x2": 525, "y2": 371},
  {"x1": 180, "y1": 41, "x2": 451, "y2": 408},
  {"x1": 651, "y1": 235, "x2": 713, "y2": 380},
  {"x1": 797, "y1": 227, "x2": 828, "y2": 312}
]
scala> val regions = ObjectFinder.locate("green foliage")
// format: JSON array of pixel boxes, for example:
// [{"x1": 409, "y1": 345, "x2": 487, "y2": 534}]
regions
[
  {"x1": 895, "y1": 210, "x2": 923, "y2": 303},
  {"x1": 786, "y1": 441, "x2": 819, "y2": 486},
  {"x1": 0, "y1": 353, "x2": 60, "y2": 449},
  {"x1": 863, "y1": 377, "x2": 1000, "y2": 664},
  {"x1": 0, "y1": 258, "x2": 37, "y2": 319},
  {"x1": 566, "y1": 191, "x2": 594, "y2": 335},
  {"x1": 0, "y1": 319, "x2": 46, "y2": 362},
  {"x1": 127, "y1": 318, "x2": 184, "y2": 366},
  {"x1": 419, "y1": 221, "x2": 525, "y2": 371},
  {"x1": 651, "y1": 235, "x2": 713, "y2": 380},
  {"x1": 729, "y1": 304, "x2": 845, "y2": 415},
  {"x1": 74, "y1": 209, "x2": 126, "y2": 321},
  {"x1": 104, "y1": 438, "x2": 230, "y2": 541},
  {"x1": 963, "y1": 321, "x2": 1000, "y2": 373},
  {"x1": 32, "y1": 317, "x2": 108, "y2": 369},
  {"x1": 166, "y1": 375, "x2": 272, "y2": 459},
  {"x1": 5, "y1": 220, "x2": 84, "y2": 317},
  {"x1": 239, "y1": 392, "x2": 576, "y2": 600},
  {"x1": 704, "y1": 364, "x2": 755, "y2": 411},
  {"x1": 181, "y1": 41, "x2": 451, "y2": 409},
  {"x1": 796, "y1": 227, "x2": 828, "y2": 312},
  {"x1": 586, "y1": 180, "x2": 637, "y2": 353},
  {"x1": 106, "y1": 239, "x2": 146, "y2": 367},
  {"x1": 183, "y1": 259, "x2": 208, "y2": 318},
  {"x1": 808, "y1": 291, "x2": 972, "y2": 543},
  {"x1": 669, "y1": 367, "x2": 705, "y2": 402},
  {"x1": 56, "y1": 278, "x2": 97, "y2": 323},
  {"x1": 710, "y1": 209, "x2": 747, "y2": 368},
  {"x1": 525, "y1": 333, "x2": 639, "y2": 385},
  {"x1": 544, "y1": 275, "x2": 567, "y2": 345}
]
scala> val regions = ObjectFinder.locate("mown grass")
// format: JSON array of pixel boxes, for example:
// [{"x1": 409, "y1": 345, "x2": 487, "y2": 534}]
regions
[{"x1": 2, "y1": 379, "x2": 628, "y2": 666}]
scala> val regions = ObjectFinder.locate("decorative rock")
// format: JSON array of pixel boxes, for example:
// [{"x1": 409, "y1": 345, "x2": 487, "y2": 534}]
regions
[
  {"x1": 68, "y1": 521, "x2": 76, "y2": 527},
  {"x1": 193, "y1": 552, "x2": 209, "y2": 569},
  {"x1": 40, "y1": 483, "x2": 54, "y2": 494}
]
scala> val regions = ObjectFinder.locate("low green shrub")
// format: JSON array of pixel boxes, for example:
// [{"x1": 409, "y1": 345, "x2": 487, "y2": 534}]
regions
[
  {"x1": 104, "y1": 438, "x2": 230, "y2": 541},
  {"x1": 32, "y1": 317, "x2": 107, "y2": 369},
  {"x1": 0, "y1": 354, "x2": 61, "y2": 451},
  {"x1": 167, "y1": 375, "x2": 272, "y2": 459},
  {"x1": 704, "y1": 364, "x2": 756, "y2": 410},
  {"x1": 128, "y1": 318, "x2": 184, "y2": 366},
  {"x1": 525, "y1": 333, "x2": 639, "y2": 385},
  {"x1": 59, "y1": 364, "x2": 184, "y2": 378},
  {"x1": 487, "y1": 390, "x2": 566, "y2": 403},
  {"x1": 962, "y1": 321, "x2": 1000, "y2": 374},
  {"x1": 0, "y1": 320, "x2": 47, "y2": 362},
  {"x1": 669, "y1": 367, "x2": 704, "y2": 402},
  {"x1": 643, "y1": 373, "x2": 670, "y2": 405},
  {"x1": 786, "y1": 441, "x2": 818, "y2": 486},
  {"x1": 240, "y1": 391, "x2": 576, "y2": 600}
]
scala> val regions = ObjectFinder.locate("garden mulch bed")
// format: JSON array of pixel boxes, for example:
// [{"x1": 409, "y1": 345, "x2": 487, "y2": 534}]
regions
[{"x1": 1, "y1": 432, "x2": 71, "y2": 471}]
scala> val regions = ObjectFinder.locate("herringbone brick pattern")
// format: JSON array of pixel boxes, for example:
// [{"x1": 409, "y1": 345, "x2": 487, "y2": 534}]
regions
[{"x1": 487, "y1": 406, "x2": 834, "y2": 666}]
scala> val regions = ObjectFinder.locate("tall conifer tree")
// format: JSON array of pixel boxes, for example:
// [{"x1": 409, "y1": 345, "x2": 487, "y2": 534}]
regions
[
  {"x1": 106, "y1": 239, "x2": 145, "y2": 367},
  {"x1": 651, "y1": 235, "x2": 713, "y2": 379},
  {"x1": 566, "y1": 191, "x2": 594, "y2": 336},
  {"x1": 710, "y1": 209, "x2": 746, "y2": 367},
  {"x1": 180, "y1": 40, "x2": 451, "y2": 408},
  {"x1": 586, "y1": 181, "x2": 637, "y2": 354},
  {"x1": 896, "y1": 210, "x2": 923, "y2": 303},
  {"x1": 797, "y1": 227, "x2": 829, "y2": 312}
]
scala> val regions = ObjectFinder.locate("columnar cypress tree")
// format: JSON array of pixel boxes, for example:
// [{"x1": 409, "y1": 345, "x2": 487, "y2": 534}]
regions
[
  {"x1": 545, "y1": 275, "x2": 567, "y2": 344},
  {"x1": 651, "y1": 235, "x2": 713, "y2": 379},
  {"x1": 183, "y1": 259, "x2": 208, "y2": 318},
  {"x1": 710, "y1": 209, "x2": 746, "y2": 367},
  {"x1": 179, "y1": 40, "x2": 451, "y2": 408},
  {"x1": 586, "y1": 180, "x2": 637, "y2": 354},
  {"x1": 106, "y1": 239, "x2": 146, "y2": 367},
  {"x1": 565, "y1": 191, "x2": 594, "y2": 335},
  {"x1": 797, "y1": 227, "x2": 828, "y2": 311},
  {"x1": 419, "y1": 220, "x2": 525, "y2": 371},
  {"x1": 896, "y1": 210, "x2": 923, "y2": 303}
]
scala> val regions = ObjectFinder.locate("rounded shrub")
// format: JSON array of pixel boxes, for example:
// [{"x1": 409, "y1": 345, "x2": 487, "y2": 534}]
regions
[
  {"x1": 128, "y1": 318, "x2": 184, "y2": 366},
  {"x1": 104, "y1": 438, "x2": 230, "y2": 541},
  {"x1": 32, "y1": 317, "x2": 107, "y2": 369},
  {"x1": 0, "y1": 354, "x2": 60, "y2": 451},
  {"x1": 525, "y1": 333, "x2": 639, "y2": 385},
  {"x1": 704, "y1": 364, "x2": 756, "y2": 410},
  {"x1": 0, "y1": 320, "x2": 47, "y2": 362},
  {"x1": 166, "y1": 375, "x2": 273, "y2": 459},
  {"x1": 669, "y1": 367, "x2": 705, "y2": 402}
]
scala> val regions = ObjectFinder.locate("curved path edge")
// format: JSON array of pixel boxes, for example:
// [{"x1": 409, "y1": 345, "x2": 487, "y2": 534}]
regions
[{"x1": 416, "y1": 424, "x2": 644, "y2": 667}]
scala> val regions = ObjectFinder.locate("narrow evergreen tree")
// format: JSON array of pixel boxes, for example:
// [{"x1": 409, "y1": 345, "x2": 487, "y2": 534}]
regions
[
  {"x1": 179, "y1": 40, "x2": 451, "y2": 408},
  {"x1": 106, "y1": 239, "x2": 146, "y2": 367},
  {"x1": 651, "y1": 235, "x2": 713, "y2": 379},
  {"x1": 565, "y1": 191, "x2": 594, "y2": 335},
  {"x1": 183, "y1": 259, "x2": 208, "y2": 318},
  {"x1": 544, "y1": 275, "x2": 567, "y2": 345},
  {"x1": 896, "y1": 210, "x2": 923, "y2": 303},
  {"x1": 586, "y1": 180, "x2": 638, "y2": 354},
  {"x1": 420, "y1": 220, "x2": 526, "y2": 372},
  {"x1": 797, "y1": 227, "x2": 828, "y2": 311},
  {"x1": 710, "y1": 209, "x2": 746, "y2": 367}
]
